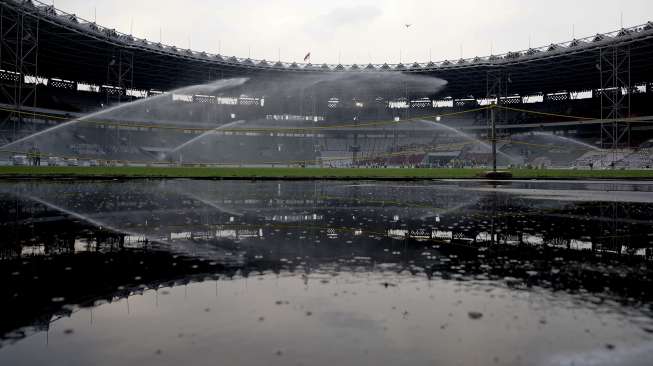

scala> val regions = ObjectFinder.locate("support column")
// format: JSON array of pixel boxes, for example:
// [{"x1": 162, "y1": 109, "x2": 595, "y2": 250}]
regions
[{"x1": 208, "y1": 68, "x2": 222, "y2": 82}]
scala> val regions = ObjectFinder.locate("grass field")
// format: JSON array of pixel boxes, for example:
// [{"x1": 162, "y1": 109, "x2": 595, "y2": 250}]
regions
[{"x1": 1, "y1": 166, "x2": 653, "y2": 180}]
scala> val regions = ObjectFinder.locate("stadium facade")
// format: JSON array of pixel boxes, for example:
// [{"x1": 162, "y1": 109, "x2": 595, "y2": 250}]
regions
[{"x1": 1, "y1": 0, "x2": 653, "y2": 167}]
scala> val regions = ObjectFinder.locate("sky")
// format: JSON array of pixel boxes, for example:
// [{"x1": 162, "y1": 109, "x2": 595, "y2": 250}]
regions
[{"x1": 52, "y1": 0, "x2": 653, "y2": 65}]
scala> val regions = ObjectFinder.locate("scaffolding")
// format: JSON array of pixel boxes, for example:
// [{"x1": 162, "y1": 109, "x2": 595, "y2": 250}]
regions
[
  {"x1": 106, "y1": 48, "x2": 134, "y2": 105},
  {"x1": 485, "y1": 69, "x2": 508, "y2": 124},
  {"x1": 599, "y1": 45, "x2": 631, "y2": 150},
  {"x1": 0, "y1": 2, "x2": 39, "y2": 141},
  {"x1": 486, "y1": 69, "x2": 509, "y2": 170}
]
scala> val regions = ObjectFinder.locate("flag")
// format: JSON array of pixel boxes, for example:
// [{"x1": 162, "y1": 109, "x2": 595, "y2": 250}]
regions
[{"x1": 304, "y1": 52, "x2": 311, "y2": 62}]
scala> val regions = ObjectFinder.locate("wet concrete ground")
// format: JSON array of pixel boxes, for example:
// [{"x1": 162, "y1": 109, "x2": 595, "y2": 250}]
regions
[{"x1": 0, "y1": 179, "x2": 652, "y2": 366}]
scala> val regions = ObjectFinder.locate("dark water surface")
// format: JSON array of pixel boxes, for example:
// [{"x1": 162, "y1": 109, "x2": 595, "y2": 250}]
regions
[{"x1": 1, "y1": 179, "x2": 652, "y2": 366}]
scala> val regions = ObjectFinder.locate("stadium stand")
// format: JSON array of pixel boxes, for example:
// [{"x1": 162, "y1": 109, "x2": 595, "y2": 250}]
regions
[{"x1": 1, "y1": 0, "x2": 653, "y2": 167}]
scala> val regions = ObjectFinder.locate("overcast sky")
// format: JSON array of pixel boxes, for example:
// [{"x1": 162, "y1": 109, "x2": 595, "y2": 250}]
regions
[{"x1": 53, "y1": 0, "x2": 653, "y2": 64}]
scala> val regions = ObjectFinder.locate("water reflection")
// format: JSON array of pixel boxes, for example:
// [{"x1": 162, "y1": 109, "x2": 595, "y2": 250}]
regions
[{"x1": 1, "y1": 180, "x2": 652, "y2": 365}]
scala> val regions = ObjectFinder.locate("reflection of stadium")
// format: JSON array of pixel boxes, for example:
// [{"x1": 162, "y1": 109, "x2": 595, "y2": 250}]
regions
[
  {"x1": 1, "y1": 0, "x2": 653, "y2": 167},
  {"x1": 2, "y1": 180, "x2": 653, "y2": 347},
  {"x1": 3, "y1": 180, "x2": 653, "y2": 258}
]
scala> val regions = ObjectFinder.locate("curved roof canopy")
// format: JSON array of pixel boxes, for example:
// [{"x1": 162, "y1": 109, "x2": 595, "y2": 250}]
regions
[{"x1": 5, "y1": 0, "x2": 653, "y2": 97}]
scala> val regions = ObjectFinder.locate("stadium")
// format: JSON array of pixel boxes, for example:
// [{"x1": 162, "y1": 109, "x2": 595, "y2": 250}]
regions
[
  {"x1": 2, "y1": 0, "x2": 653, "y2": 171},
  {"x1": 4, "y1": 2, "x2": 653, "y2": 364}
]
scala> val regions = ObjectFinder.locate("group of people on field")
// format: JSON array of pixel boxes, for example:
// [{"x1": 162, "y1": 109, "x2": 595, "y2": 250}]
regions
[{"x1": 27, "y1": 146, "x2": 41, "y2": 166}]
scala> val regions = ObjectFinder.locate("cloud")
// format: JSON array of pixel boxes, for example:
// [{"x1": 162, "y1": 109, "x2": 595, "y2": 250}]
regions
[
  {"x1": 304, "y1": 5, "x2": 383, "y2": 39},
  {"x1": 323, "y1": 5, "x2": 382, "y2": 26},
  {"x1": 55, "y1": 0, "x2": 653, "y2": 64}
]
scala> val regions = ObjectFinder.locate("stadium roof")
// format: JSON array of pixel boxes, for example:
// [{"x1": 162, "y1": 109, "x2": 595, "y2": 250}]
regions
[{"x1": 6, "y1": 0, "x2": 653, "y2": 97}]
